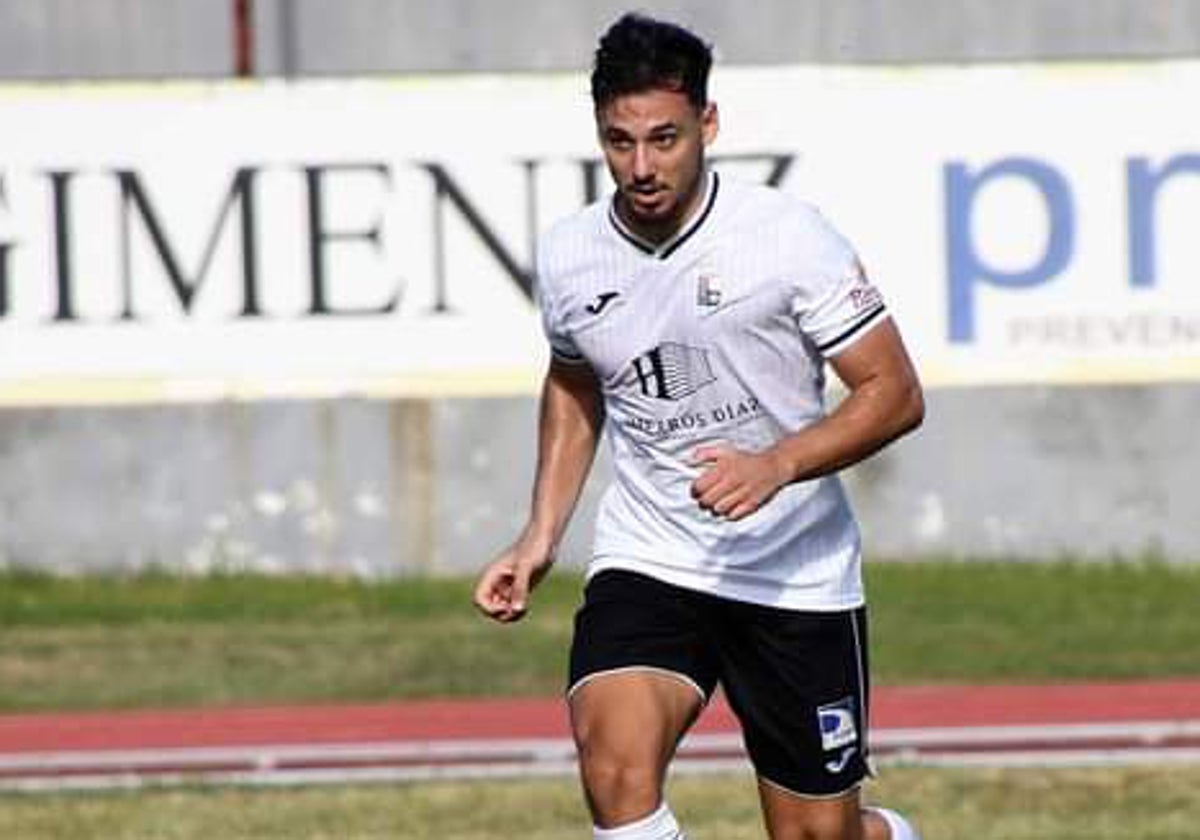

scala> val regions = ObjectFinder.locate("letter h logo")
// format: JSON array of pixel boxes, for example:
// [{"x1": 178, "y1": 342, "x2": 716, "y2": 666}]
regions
[{"x1": 629, "y1": 342, "x2": 716, "y2": 401}]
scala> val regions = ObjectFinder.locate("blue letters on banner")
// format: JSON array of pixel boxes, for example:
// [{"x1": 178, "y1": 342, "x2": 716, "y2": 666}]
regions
[{"x1": 944, "y1": 157, "x2": 1075, "y2": 343}]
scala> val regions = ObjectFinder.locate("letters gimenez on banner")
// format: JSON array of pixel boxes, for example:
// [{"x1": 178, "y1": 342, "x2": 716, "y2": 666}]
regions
[{"x1": 0, "y1": 65, "x2": 1197, "y2": 404}]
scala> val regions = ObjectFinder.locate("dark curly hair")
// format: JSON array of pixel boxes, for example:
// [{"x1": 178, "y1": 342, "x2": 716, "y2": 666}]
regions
[{"x1": 591, "y1": 13, "x2": 713, "y2": 110}]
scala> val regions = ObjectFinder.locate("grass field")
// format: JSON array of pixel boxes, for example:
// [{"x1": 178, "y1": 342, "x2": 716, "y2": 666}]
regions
[
  {"x1": 2, "y1": 560, "x2": 1199, "y2": 711},
  {"x1": 1, "y1": 766, "x2": 1198, "y2": 839},
  {"x1": 2, "y1": 561, "x2": 1198, "y2": 839}
]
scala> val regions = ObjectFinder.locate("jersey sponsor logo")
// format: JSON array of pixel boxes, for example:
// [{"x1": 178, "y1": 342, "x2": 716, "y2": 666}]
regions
[
  {"x1": 696, "y1": 274, "x2": 722, "y2": 307},
  {"x1": 620, "y1": 394, "x2": 763, "y2": 441},
  {"x1": 629, "y1": 342, "x2": 717, "y2": 401},
  {"x1": 585, "y1": 291, "x2": 621, "y2": 315},
  {"x1": 817, "y1": 696, "x2": 859, "y2": 751}
]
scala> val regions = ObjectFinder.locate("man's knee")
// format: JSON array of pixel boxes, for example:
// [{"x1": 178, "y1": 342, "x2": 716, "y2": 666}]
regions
[
  {"x1": 767, "y1": 816, "x2": 863, "y2": 840},
  {"x1": 569, "y1": 672, "x2": 702, "y2": 825},
  {"x1": 577, "y1": 739, "x2": 664, "y2": 823},
  {"x1": 759, "y1": 784, "x2": 866, "y2": 840}
]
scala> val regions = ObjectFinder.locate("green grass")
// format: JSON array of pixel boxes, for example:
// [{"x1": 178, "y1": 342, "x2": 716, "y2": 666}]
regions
[
  {"x1": 1, "y1": 766, "x2": 1198, "y2": 839},
  {"x1": 0, "y1": 571, "x2": 581, "y2": 712},
  {"x1": 867, "y1": 560, "x2": 1200, "y2": 681},
  {"x1": 0, "y1": 561, "x2": 1198, "y2": 712}
]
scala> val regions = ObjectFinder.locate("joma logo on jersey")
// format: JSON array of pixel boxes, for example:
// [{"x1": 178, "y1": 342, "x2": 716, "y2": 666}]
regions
[
  {"x1": 629, "y1": 342, "x2": 717, "y2": 401},
  {"x1": 585, "y1": 291, "x2": 621, "y2": 315}
]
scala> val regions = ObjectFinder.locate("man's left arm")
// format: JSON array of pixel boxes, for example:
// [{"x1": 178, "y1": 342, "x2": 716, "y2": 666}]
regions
[{"x1": 691, "y1": 318, "x2": 924, "y2": 520}]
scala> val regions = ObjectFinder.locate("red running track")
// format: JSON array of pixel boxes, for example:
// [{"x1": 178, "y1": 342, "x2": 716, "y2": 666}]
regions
[{"x1": 4, "y1": 680, "x2": 1200, "y2": 754}]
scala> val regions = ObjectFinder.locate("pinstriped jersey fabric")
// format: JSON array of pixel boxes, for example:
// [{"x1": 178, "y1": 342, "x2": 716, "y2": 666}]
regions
[{"x1": 537, "y1": 172, "x2": 889, "y2": 610}]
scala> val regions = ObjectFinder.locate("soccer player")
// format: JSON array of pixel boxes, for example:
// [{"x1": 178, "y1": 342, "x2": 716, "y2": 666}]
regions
[{"x1": 474, "y1": 13, "x2": 924, "y2": 840}]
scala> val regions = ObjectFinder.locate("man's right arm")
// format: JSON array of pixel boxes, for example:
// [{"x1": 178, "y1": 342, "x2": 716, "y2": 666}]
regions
[{"x1": 472, "y1": 357, "x2": 603, "y2": 623}]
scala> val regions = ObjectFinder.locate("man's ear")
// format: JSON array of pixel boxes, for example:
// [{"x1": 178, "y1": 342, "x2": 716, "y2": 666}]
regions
[{"x1": 701, "y1": 101, "x2": 719, "y2": 146}]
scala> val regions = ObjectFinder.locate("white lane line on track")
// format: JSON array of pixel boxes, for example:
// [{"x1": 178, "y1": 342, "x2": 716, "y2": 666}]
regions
[
  {"x1": 873, "y1": 720, "x2": 1200, "y2": 747},
  {"x1": 5, "y1": 720, "x2": 1200, "y2": 772},
  {"x1": 3, "y1": 721, "x2": 1200, "y2": 792},
  {"x1": 6, "y1": 748, "x2": 1200, "y2": 794},
  {"x1": 888, "y1": 748, "x2": 1200, "y2": 769},
  {"x1": 0, "y1": 737, "x2": 581, "y2": 772}
]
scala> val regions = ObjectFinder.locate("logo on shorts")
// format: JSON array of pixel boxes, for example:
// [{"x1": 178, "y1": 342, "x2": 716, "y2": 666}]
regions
[
  {"x1": 825, "y1": 746, "x2": 858, "y2": 774},
  {"x1": 817, "y1": 696, "x2": 858, "y2": 752}
]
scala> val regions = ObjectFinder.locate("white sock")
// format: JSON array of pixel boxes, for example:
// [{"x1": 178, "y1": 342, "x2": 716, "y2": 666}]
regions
[
  {"x1": 866, "y1": 806, "x2": 921, "y2": 840},
  {"x1": 593, "y1": 802, "x2": 686, "y2": 839}
]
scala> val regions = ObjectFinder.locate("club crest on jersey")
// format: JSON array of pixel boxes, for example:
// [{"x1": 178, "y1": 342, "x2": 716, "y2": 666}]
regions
[
  {"x1": 629, "y1": 342, "x2": 717, "y2": 401},
  {"x1": 696, "y1": 274, "x2": 722, "y2": 307},
  {"x1": 817, "y1": 697, "x2": 858, "y2": 751}
]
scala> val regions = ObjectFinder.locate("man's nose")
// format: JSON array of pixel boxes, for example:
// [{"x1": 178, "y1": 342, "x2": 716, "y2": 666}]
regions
[{"x1": 632, "y1": 143, "x2": 655, "y2": 181}]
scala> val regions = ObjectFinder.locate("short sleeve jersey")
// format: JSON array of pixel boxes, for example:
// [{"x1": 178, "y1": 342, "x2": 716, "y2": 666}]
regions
[{"x1": 537, "y1": 172, "x2": 889, "y2": 611}]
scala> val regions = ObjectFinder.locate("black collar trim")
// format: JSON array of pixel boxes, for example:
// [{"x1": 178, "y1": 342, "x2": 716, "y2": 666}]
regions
[
  {"x1": 607, "y1": 208, "x2": 657, "y2": 254},
  {"x1": 607, "y1": 171, "x2": 720, "y2": 260}
]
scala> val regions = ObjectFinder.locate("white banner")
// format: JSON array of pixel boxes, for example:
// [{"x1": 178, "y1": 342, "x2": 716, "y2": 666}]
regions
[{"x1": 0, "y1": 64, "x2": 1197, "y2": 404}]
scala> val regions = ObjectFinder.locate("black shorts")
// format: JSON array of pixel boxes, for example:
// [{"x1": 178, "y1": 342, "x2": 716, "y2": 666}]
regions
[{"x1": 568, "y1": 569, "x2": 871, "y2": 798}]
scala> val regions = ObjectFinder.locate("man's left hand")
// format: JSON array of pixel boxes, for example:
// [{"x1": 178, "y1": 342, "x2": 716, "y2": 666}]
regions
[{"x1": 690, "y1": 444, "x2": 790, "y2": 521}]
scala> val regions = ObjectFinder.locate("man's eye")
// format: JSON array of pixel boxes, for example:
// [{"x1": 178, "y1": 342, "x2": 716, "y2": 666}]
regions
[
  {"x1": 608, "y1": 136, "x2": 634, "y2": 150},
  {"x1": 652, "y1": 134, "x2": 677, "y2": 148}
]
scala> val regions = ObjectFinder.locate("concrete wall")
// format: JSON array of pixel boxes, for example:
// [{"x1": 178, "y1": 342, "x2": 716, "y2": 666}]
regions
[
  {"x1": 845, "y1": 384, "x2": 1199, "y2": 562},
  {"x1": 0, "y1": 1, "x2": 1197, "y2": 573},
  {"x1": 0, "y1": 0, "x2": 233, "y2": 79},
  {"x1": 3, "y1": 383, "x2": 1195, "y2": 575},
  {"x1": 258, "y1": 0, "x2": 1200, "y2": 73},
  {"x1": 3, "y1": 0, "x2": 1200, "y2": 79}
]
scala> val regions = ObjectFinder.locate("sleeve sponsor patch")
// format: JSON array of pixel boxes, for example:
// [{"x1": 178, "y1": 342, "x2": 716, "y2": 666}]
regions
[
  {"x1": 806, "y1": 262, "x2": 889, "y2": 357},
  {"x1": 848, "y1": 259, "x2": 883, "y2": 314}
]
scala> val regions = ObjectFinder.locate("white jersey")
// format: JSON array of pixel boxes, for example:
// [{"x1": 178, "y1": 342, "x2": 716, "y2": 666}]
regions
[{"x1": 537, "y1": 172, "x2": 889, "y2": 611}]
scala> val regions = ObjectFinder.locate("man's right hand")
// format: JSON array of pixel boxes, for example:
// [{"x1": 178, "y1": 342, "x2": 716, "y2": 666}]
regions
[{"x1": 472, "y1": 541, "x2": 554, "y2": 623}]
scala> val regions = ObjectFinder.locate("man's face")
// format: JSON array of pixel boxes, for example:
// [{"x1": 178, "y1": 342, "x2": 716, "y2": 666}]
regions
[{"x1": 597, "y1": 87, "x2": 718, "y2": 238}]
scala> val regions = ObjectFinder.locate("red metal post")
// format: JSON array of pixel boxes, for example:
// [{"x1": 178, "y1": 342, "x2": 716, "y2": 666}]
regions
[{"x1": 233, "y1": 0, "x2": 254, "y2": 77}]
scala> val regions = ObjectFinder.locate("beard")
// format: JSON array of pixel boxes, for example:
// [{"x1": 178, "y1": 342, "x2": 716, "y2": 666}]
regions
[
  {"x1": 623, "y1": 183, "x2": 675, "y2": 221},
  {"x1": 618, "y1": 167, "x2": 704, "y2": 239}
]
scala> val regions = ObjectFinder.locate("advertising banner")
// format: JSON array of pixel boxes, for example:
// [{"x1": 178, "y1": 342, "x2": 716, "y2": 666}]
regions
[{"x1": 0, "y1": 63, "x2": 1197, "y2": 404}]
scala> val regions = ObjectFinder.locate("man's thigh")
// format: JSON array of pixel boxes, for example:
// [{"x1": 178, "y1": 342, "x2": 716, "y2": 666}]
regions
[
  {"x1": 567, "y1": 570, "x2": 717, "y2": 824},
  {"x1": 569, "y1": 669, "x2": 704, "y2": 799}
]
